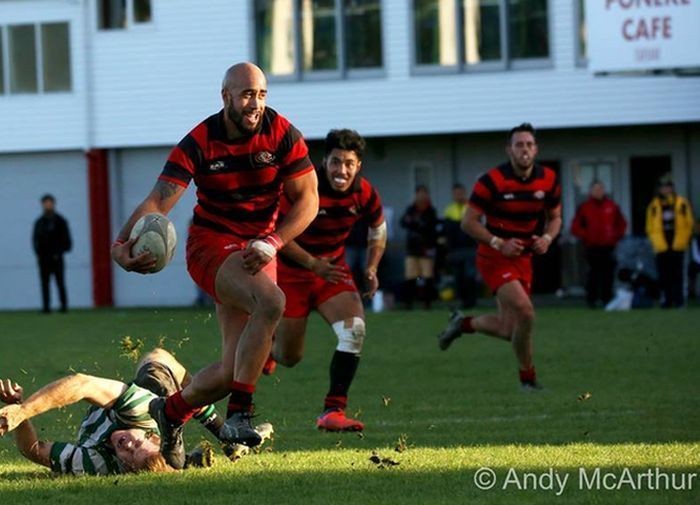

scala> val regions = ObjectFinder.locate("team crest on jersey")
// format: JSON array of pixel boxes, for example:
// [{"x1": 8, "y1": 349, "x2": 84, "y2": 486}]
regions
[
  {"x1": 533, "y1": 190, "x2": 545, "y2": 200},
  {"x1": 348, "y1": 206, "x2": 358, "y2": 216},
  {"x1": 209, "y1": 160, "x2": 226, "y2": 172},
  {"x1": 254, "y1": 151, "x2": 276, "y2": 165}
]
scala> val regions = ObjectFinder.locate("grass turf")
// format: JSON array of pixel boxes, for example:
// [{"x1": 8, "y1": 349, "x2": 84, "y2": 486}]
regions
[{"x1": 0, "y1": 306, "x2": 698, "y2": 504}]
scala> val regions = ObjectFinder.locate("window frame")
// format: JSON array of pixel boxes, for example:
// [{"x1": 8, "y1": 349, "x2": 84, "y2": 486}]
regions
[
  {"x1": 410, "y1": 0, "x2": 552, "y2": 75},
  {"x1": 575, "y1": 0, "x2": 588, "y2": 67},
  {"x1": 1, "y1": 21, "x2": 72, "y2": 96},
  {"x1": 95, "y1": 0, "x2": 154, "y2": 32},
  {"x1": 0, "y1": 26, "x2": 7, "y2": 95},
  {"x1": 252, "y1": 0, "x2": 386, "y2": 82}
]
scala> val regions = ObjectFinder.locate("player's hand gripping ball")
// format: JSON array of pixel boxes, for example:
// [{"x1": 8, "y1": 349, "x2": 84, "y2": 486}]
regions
[{"x1": 129, "y1": 213, "x2": 177, "y2": 273}]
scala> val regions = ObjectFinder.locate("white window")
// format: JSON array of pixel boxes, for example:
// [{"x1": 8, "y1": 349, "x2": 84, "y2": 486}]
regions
[
  {"x1": 42, "y1": 23, "x2": 72, "y2": 92},
  {"x1": 2, "y1": 22, "x2": 71, "y2": 94},
  {"x1": 97, "y1": 0, "x2": 152, "y2": 30},
  {"x1": 0, "y1": 27, "x2": 5, "y2": 94},
  {"x1": 254, "y1": 0, "x2": 383, "y2": 79},
  {"x1": 413, "y1": 0, "x2": 550, "y2": 72},
  {"x1": 9, "y1": 24, "x2": 38, "y2": 93}
]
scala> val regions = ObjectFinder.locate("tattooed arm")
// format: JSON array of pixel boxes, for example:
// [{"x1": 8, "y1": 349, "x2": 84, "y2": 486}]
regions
[{"x1": 111, "y1": 179, "x2": 187, "y2": 273}]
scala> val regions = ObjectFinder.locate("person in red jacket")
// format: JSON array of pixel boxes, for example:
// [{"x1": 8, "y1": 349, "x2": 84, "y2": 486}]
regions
[{"x1": 571, "y1": 181, "x2": 627, "y2": 307}]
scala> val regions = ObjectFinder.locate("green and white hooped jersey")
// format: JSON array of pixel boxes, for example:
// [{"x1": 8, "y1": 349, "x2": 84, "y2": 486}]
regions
[{"x1": 49, "y1": 383, "x2": 159, "y2": 476}]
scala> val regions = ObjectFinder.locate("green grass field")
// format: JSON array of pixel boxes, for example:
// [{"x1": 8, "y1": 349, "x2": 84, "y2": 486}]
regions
[{"x1": 0, "y1": 306, "x2": 698, "y2": 504}]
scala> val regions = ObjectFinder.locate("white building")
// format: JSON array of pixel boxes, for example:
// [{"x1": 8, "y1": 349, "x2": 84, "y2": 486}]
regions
[{"x1": 0, "y1": 0, "x2": 698, "y2": 309}]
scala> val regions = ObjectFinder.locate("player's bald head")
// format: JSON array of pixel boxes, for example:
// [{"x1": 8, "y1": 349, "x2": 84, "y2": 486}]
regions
[{"x1": 222, "y1": 62, "x2": 267, "y2": 91}]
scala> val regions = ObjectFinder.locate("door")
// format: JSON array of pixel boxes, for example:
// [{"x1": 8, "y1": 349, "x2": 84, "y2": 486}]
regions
[
  {"x1": 532, "y1": 160, "x2": 561, "y2": 294},
  {"x1": 629, "y1": 156, "x2": 672, "y2": 236}
]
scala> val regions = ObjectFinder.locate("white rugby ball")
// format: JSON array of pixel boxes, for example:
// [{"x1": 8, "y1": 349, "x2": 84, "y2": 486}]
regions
[{"x1": 129, "y1": 213, "x2": 177, "y2": 273}]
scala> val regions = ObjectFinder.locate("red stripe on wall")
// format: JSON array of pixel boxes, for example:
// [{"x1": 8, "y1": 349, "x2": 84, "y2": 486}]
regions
[{"x1": 87, "y1": 149, "x2": 113, "y2": 307}]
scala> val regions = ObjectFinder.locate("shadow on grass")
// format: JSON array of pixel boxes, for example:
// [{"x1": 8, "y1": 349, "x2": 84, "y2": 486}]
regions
[{"x1": 0, "y1": 465, "x2": 698, "y2": 505}]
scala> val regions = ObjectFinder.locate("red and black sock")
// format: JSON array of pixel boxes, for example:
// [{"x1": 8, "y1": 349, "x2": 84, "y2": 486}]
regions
[
  {"x1": 460, "y1": 316, "x2": 475, "y2": 333},
  {"x1": 227, "y1": 381, "x2": 255, "y2": 415},
  {"x1": 324, "y1": 351, "x2": 359, "y2": 411},
  {"x1": 519, "y1": 366, "x2": 537, "y2": 384},
  {"x1": 164, "y1": 391, "x2": 197, "y2": 425}
]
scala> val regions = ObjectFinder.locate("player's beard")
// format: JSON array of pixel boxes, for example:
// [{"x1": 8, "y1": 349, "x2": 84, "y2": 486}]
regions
[
  {"x1": 512, "y1": 155, "x2": 535, "y2": 174},
  {"x1": 226, "y1": 104, "x2": 262, "y2": 136}
]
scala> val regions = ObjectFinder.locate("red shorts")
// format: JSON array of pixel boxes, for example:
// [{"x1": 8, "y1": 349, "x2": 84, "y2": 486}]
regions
[
  {"x1": 278, "y1": 260, "x2": 357, "y2": 318},
  {"x1": 186, "y1": 226, "x2": 277, "y2": 302},
  {"x1": 476, "y1": 251, "x2": 533, "y2": 295}
]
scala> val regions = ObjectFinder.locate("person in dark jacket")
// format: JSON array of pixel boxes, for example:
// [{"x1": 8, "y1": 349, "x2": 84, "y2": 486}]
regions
[
  {"x1": 400, "y1": 185, "x2": 438, "y2": 309},
  {"x1": 571, "y1": 181, "x2": 627, "y2": 307},
  {"x1": 33, "y1": 194, "x2": 72, "y2": 313}
]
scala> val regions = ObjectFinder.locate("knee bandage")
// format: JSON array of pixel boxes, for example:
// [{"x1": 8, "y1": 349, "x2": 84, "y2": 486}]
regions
[{"x1": 332, "y1": 317, "x2": 365, "y2": 355}]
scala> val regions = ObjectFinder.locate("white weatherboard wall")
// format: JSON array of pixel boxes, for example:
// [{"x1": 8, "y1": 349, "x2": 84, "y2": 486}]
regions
[
  {"x1": 85, "y1": 0, "x2": 700, "y2": 148},
  {"x1": 0, "y1": 152, "x2": 92, "y2": 310},
  {"x1": 0, "y1": 0, "x2": 87, "y2": 153},
  {"x1": 0, "y1": 0, "x2": 699, "y2": 153}
]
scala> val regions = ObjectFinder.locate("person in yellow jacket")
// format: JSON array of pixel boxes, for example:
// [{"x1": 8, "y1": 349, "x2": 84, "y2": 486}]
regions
[{"x1": 645, "y1": 175, "x2": 695, "y2": 308}]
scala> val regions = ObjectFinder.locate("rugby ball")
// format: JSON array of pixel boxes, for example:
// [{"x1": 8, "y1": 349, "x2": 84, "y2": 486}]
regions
[{"x1": 129, "y1": 213, "x2": 177, "y2": 273}]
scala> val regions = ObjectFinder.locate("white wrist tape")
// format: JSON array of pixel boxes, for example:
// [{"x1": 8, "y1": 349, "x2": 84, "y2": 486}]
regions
[
  {"x1": 250, "y1": 239, "x2": 277, "y2": 260},
  {"x1": 367, "y1": 221, "x2": 387, "y2": 243}
]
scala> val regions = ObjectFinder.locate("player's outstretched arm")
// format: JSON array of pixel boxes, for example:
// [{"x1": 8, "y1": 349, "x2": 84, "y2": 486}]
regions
[
  {"x1": 0, "y1": 380, "x2": 52, "y2": 467},
  {"x1": 112, "y1": 179, "x2": 187, "y2": 273},
  {"x1": 0, "y1": 374, "x2": 127, "y2": 435}
]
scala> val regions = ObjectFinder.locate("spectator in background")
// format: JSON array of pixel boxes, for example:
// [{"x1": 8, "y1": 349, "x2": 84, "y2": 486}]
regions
[
  {"x1": 443, "y1": 183, "x2": 477, "y2": 308},
  {"x1": 645, "y1": 175, "x2": 695, "y2": 308},
  {"x1": 687, "y1": 221, "x2": 700, "y2": 299},
  {"x1": 571, "y1": 181, "x2": 627, "y2": 308},
  {"x1": 33, "y1": 194, "x2": 72, "y2": 314},
  {"x1": 400, "y1": 185, "x2": 438, "y2": 309}
]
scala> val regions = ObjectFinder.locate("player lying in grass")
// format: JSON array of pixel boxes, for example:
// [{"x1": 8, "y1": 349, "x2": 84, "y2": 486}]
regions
[{"x1": 0, "y1": 348, "x2": 272, "y2": 475}]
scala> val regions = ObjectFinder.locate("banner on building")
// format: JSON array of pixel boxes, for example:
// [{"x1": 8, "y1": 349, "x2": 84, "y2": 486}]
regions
[{"x1": 586, "y1": 0, "x2": 700, "y2": 72}]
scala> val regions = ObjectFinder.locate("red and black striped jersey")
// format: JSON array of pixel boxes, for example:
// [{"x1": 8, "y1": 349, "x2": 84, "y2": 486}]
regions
[
  {"x1": 469, "y1": 162, "x2": 561, "y2": 255},
  {"x1": 279, "y1": 169, "x2": 384, "y2": 269},
  {"x1": 158, "y1": 107, "x2": 313, "y2": 239}
]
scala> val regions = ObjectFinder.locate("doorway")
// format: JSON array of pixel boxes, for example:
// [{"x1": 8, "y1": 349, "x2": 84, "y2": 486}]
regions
[
  {"x1": 532, "y1": 159, "x2": 562, "y2": 294},
  {"x1": 629, "y1": 156, "x2": 672, "y2": 236}
]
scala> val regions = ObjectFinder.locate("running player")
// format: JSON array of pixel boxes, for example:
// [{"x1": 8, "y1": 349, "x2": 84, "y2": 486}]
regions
[
  {"x1": 270, "y1": 129, "x2": 386, "y2": 431},
  {"x1": 111, "y1": 62, "x2": 318, "y2": 468},
  {"x1": 437, "y1": 123, "x2": 561, "y2": 390}
]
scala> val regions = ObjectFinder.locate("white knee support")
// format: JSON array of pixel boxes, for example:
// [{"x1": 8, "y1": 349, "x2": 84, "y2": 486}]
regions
[{"x1": 332, "y1": 317, "x2": 365, "y2": 355}]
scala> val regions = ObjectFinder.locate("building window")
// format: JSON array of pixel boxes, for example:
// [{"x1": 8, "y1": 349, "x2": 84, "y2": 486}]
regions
[
  {"x1": 254, "y1": 0, "x2": 383, "y2": 79},
  {"x1": 98, "y1": 0, "x2": 152, "y2": 30},
  {"x1": 302, "y1": 0, "x2": 338, "y2": 71},
  {"x1": 463, "y1": 0, "x2": 503, "y2": 64},
  {"x1": 2, "y1": 22, "x2": 72, "y2": 94},
  {"x1": 9, "y1": 25, "x2": 38, "y2": 93},
  {"x1": 508, "y1": 0, "x2": 549, "y2": 59},
  {"x1": 577, "y1": 0, "x2": 587, "y2": 63},
  {"x1": 414, "y1": 0, "x2": 458, "y2": 66},
  {"x1": 0, "y1": 28, "x2": 5, "y2": 94},
  {"x1": 41, "y1": 23, "x2": 72, "y2": 92},
  {"x1": 255, "y1": 0, "x2": 296, "y2": 77},
  {"x1": 344, "y1": 0, "x2": 383, "y2": 69},
  {"x1": 413, "y1": 0, "x2": 550, "y2": 71}
]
